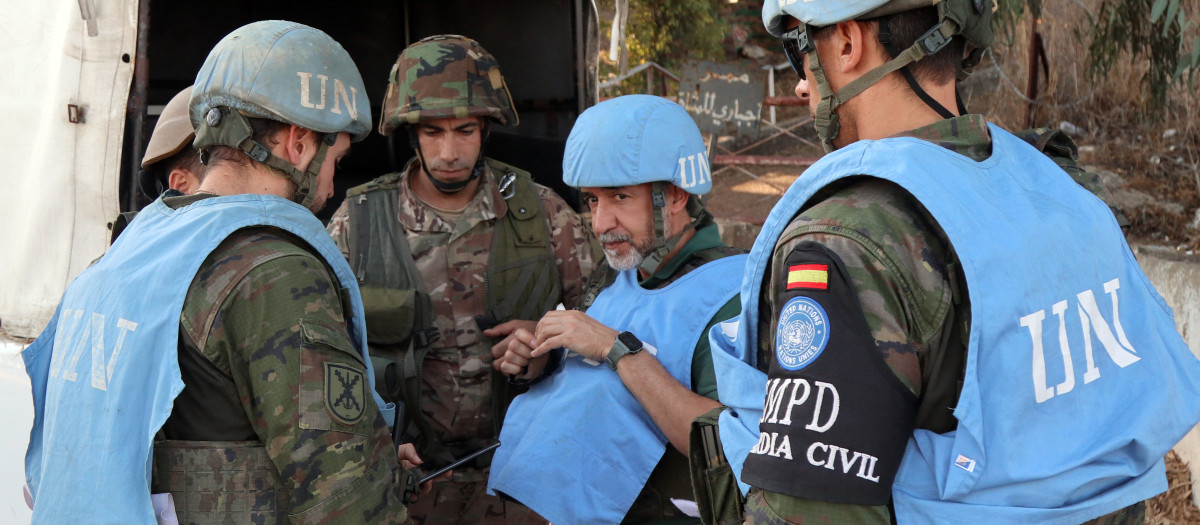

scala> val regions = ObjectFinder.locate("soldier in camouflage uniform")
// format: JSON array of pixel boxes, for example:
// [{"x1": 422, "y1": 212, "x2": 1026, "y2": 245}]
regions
[
  {"x1": 326, "y1": 34, "x2": 598, "y2": 525},
  {"x1": 24, "y1": 21, "x2": 419, "y2": 524},
  {"x1": 696, "y1": 1, "x2": 1200, "y2": 524}
]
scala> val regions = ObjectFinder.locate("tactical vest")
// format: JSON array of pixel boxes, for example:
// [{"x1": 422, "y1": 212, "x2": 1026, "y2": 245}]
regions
[
  {"x1": 345, "y1": 158, "x2": 559, "y2": 463},
  {"x1": 24, "y1": 194, "x2": 385, "y2": 524},
  {"x1": 488, "y1": 254, "x2": 746, "y2": 524},
  {"x1": 713, "y1": 124, "x2": 1200, "y2": 523}
]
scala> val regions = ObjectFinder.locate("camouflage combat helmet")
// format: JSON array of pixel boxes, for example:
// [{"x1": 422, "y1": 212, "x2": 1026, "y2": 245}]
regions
[
  {"x1": 378, "y1": 34, "x2": 519, "y2": 136},
  {"x1": 763, "y1": 0, "x2": 996, "y2": 151},
  {"x1": 378, "y1": 35, "x2": 518, "y2": 194},
  {"x1": 190, "y1": 20, "x2": 372, "y2": 210}
]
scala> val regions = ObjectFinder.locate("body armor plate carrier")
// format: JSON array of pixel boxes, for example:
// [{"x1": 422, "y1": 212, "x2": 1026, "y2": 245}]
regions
[{"x1": 345, "y1": 158, "x2": 559, "y2": 467}]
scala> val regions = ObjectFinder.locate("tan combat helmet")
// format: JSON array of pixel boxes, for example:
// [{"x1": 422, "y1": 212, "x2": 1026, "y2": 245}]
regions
[{"x1": 141, "y1": 86, "x2": 195, "y2": 170}]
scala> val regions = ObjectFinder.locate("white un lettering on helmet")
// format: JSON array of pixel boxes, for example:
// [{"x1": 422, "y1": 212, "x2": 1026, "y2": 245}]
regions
[
  {"x1": 675, "y1": 151, "x2": 711, "y2": 190},
  {"x1": 297, "y1": 72, "x2": 359, "y2": 121}
]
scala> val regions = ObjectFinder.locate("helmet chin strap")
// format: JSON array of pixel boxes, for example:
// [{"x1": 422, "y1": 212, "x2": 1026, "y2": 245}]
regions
[
  {"x1": 196, "y1": 108, "x2": 333, "y2": 210},
  {"x1": 407, "y1": 124, "x2": 490, "y2": 195},
  {"x1": 877, "y1": 17, "x2": 960, "y2": 120},
  {"x1": 637, "y1": 183, "x2": 704, "y2": 276},
  {"x1": 807, "y1": 18, "x2": 961, "y2": 152}
]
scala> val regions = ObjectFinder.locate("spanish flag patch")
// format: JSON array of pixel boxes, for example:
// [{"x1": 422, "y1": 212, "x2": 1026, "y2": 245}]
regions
[{"x1": 786, "y1": 264, "x2": 828, "y2": 290}]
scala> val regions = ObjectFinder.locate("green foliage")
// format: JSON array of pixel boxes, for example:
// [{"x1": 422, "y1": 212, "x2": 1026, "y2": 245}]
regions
[
  {"x1": 992, "y1": 0, "x2": 1198, "y2": 113},
  {"x1": 596, "y1": 0, "x2": 728, "y2": 96},
  {"x1": 624, "y1": 0, "x2": 726, "y2": 70},
  {"x1": 1087, "y1": 0, "x2": 1196, "y2": 111},
  {"x1": 596, "y1": 0, "x2": 726, "y2": 71},
  {"x1": 992, "y1": 0, "x2": 1042, "y2": 42}
]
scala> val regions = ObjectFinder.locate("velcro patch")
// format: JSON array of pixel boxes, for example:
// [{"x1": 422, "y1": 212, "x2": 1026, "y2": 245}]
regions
[
  {"x1": 324, "y1": 362, "x2": 366, "y2": 425},
  {"x1": 786, "y1": 264, "x2": 828, "y2": 290}
]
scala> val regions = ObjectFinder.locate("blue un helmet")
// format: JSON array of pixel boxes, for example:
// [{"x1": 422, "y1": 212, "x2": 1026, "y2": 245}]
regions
[
  {"x1": 190, "y1": 20, "x2": 372, "y2": 210},
  {"x1": 564, "y1": 95, "x2": 712, "y2": 274},
  {"x1": 763, "y1": 0, "x2": 995, "y2": 152}
]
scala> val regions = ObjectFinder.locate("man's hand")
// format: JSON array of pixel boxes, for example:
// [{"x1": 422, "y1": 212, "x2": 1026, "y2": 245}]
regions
[
  {"x1": 531, "y1": 310, "x2": 618, "y2": 362},
  {"x1": 397, "y1": 443, "x2": 448, "y2": 495},
  {"x1": 487, "y1": 320, "x2": 549, "y2": 379}
]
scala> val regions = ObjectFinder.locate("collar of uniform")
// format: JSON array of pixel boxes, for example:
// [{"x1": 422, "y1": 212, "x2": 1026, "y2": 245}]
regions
[
  {"x1": 890, "y1": 113, "x2": 993, "y2": 162},
  {"x1": 396, "y1": 157, "x2": 505, "y2": 233},
  {"x1": 162, "y1": 189, "x2": 216, "y2": 210},
  {"x1": 640, "y1": 221, "x2": 724, "y2": 289}
]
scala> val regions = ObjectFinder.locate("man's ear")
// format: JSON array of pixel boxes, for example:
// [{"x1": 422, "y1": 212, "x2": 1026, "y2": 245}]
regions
[
  {"x1": 665, "y1": 184, "x2": 690, "y2": 215},
  {"x1": 281, "y1": 125, "x2": 316, "y2": 167},
  {"x1": 168, "y1": 169, "x2": 199, "y2": 194},
  {"x1": 832, "y1": 20, "x2": 872, "y2": 74}
]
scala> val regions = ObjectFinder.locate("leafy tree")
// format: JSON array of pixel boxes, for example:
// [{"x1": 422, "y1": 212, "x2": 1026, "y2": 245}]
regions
[
  {"x1": 597, "y1": 0, "x2": 726, "y2": 71},
  {"x1": 623, "y1": 0, "x2": 726, "y2": 70},
  {"x1": 995, "y1": 0, "x2": 1198, "y2": 112}
]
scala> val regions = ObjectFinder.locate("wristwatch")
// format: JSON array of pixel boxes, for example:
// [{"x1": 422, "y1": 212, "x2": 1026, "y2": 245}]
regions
[{"x1": 605, "y1": 331, "x2": 644, "y2": 370}]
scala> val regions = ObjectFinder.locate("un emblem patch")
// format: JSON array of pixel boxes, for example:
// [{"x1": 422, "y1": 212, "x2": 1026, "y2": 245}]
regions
[
  {"x1": 324, "y1": 362, "x2": 365, "y2": 425},
  {"x1": 775, "y1": 296, "x2": 830, "y2": 371}
]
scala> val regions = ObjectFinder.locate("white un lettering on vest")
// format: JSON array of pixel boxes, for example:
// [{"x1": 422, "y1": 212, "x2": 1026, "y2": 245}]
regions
[
  {"x1": 750, "y1": 377, "x2": 882, "y2": 483},
  {"x1": 46, "y1": 309, "x2": 139, "y2": 392},
  {"x1": 1019, "y1": 277, "x2": 1140, "y2": 404},
  {"x1": 297, "y1": 72, "x2": 359, "y2": 120}
]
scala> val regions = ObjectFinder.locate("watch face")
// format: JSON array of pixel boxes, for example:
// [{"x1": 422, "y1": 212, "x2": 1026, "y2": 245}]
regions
[{"x1": 618, "y1": 332, "x2": 642, "y2": 352}]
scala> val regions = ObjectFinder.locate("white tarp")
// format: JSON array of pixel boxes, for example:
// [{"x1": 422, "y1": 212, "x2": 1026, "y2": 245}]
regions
[{"x1": 0, "y1": 0, "x2": 137, "y2": 338}]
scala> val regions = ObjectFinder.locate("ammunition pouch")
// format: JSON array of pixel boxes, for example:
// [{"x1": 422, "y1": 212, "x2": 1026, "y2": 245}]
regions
[{"x1": 688, "y1": 407, "x2": 745, "y2": 525}]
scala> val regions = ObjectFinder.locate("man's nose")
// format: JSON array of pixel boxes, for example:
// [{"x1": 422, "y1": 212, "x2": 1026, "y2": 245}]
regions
[
  {"x1": 437, "y1": 136, "x2": 462, "y2": 163},
  {"x1": 794, "y1": 78, "x2": 811, "y2": 106},
  {"x1": 591, "y1": 202, "x2": 615, "y2": 233}
]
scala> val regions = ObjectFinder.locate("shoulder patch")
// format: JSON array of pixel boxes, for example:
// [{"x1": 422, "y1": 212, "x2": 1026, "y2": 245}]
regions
[
  {"x1": 775, "y1": 296, "x2": 830, "y2": 370},
  {"x1": 786, "y1": 263, "x2": 828, "y2": 290},
  {"x1": 324, "y1": 362, "x2": 366, "y2": 425}
]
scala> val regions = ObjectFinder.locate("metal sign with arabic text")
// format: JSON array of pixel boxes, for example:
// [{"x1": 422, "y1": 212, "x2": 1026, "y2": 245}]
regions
[{"x1": 678, "y1": 60, "x2": 763, "y2": 138}]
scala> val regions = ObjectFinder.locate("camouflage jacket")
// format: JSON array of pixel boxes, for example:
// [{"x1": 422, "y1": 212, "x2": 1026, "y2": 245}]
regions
[
  {"x1": 327, "y1": 159, "x2": 597, "y2": 478},
  {"x1": 158, "y1": 194, "x2": 409, "y2": 524},
  {"x1": 749, "y1": 116, "x2": 1137, "y2": 524}
]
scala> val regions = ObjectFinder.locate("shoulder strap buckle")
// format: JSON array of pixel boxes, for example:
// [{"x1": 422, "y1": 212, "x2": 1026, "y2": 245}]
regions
[
  {"x1": 474, "y1": 311, "x2": 500, "y2": 332},
  {"x1": 413, "y1": 326, "x2": 441, "y2": 348}
]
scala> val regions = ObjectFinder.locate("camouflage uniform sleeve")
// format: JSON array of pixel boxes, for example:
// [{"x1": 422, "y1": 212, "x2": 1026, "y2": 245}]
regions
[
  {"x1": 747, "y1": 180, "x2": 955, "y2": 524},
  {"x1": 326, "y1": 198, "x2": 352, "y2": 259},
  {"x1": 537, "y1": 186, "x2": 600, "y2": 310},
  {"x1": 187, "y1": 231, "x2": 408, "y2": 523},
  {"x1": 1014, "y1": 127, "x2": 1130, "y2": 231}
]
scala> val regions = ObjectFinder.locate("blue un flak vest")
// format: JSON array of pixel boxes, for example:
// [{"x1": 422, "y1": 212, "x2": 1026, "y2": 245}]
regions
[
  {"x1": 711, "y1": 124, "x2": 1200, "y2": 523},
  {"x1": 23, "y1": 194, "x2": 390, "y2": 524},
  {"x1": 488, "y1": 254, "x2": 745, "y2": 525}
]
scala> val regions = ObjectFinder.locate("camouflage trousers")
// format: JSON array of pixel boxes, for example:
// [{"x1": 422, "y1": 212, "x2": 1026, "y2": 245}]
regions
[
  {"x1": 743, "y1": 487, "x2": 1146, "y2": 525},
  {"x1": 407, "y1": 475, "x2": 548, "y2": 525}
]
